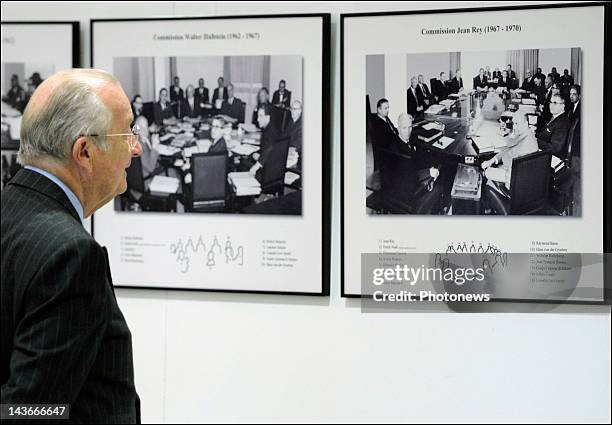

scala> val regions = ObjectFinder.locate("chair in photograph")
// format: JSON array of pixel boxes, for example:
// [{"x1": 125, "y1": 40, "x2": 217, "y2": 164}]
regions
[
  {"x1": 188, "y1": 152, "x2": 227, "y2": 213},
  {"x1": 259, "y1": 136, "x2": 290, "y2": 196},
  {"x1": 366, "y1": 147, "x2": 443, "y2": 214},
  {"x1": 485, "y1": 150, "x2": 552, "y2": 215},
  {"x1": 120, "y1": 156, "x2": 176, "y2": 212}
]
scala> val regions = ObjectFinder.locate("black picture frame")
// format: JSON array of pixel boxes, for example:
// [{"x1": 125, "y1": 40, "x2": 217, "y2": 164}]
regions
[
  {"x1": 340, "y1": 2, "x2": 611, "y2": 304},
  {"x1": 90, "y1": 14, "x2": 331, "y2": 296}
]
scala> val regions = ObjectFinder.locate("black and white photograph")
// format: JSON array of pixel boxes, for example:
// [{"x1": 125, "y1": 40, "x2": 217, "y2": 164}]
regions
[
  {"x1": 1, "y1": 64, "x2": 51, "y2": 150},
  {"x1": 365, "y1": 48, "x2": 582, "y2": 216},
  {"x1": 0, "y1": 21, "x2": 78, "y2": 190},
  {"x1": 112, "y1": 55, "x2": 303, "y2": 215},
  {"x1": 342, "y1": 3, "x2": 607, "y2": 302},
  {"x1": 91, "y1": 15, "x2": 330, "y2": 294}
]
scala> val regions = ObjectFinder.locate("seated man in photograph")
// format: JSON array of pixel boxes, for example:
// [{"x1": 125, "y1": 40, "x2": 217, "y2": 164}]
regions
[
  {"x1": 153, "y1": 87, "x2": 175, "y2": 126},
  {"x1": 521, "y1": 70, "x2": 534, "y2": 91},
  {"x1": 286, "y1": 100, "x2": 302, "y2": 157},
  {"x1": 559, "y1": 69, "x2": 574, "y2": 91},
  {"x1": 252, "y1": 87, "x2": 271, "y2": 127},
  {"x1": 416, "y1": 74, "x2": 432, "y2": 106},
  {"x1": 447, "y1": 69, "x2": 463, "y2": 94},
  {"x1": 567, "y1": 85, "x2": 581, "y2": 123},
  {"x1": 481, "y1": 112, "x2": 539, "y2": 179},
  {"x1": 567, "y1": 85, "x2": 581, "y2": 159},
  {"x1": 473, "y1": 68, "x2": 489, "y2": 91},
  {"x1": 506, "y1": 64, "x2": 516, "y2": 80},
  {"x1": 535, "y1": 94, "x2": 570, "y2": 158},
  {"x1": 497, "y1": 70, "x2": 510, "y2": 90},
  {"x1": 131, "y1": 94, "x2": 144, "y2": 121},
  {"x1": 529, "y1": 75, "x2": 546, "y2": 105},
  {"x1": 407, "y1": 76, "x2": 425, "y2": 118},
  {"x1": 169, "y1": 76, "x2": 184, "y2": 117},
  {"x1": 431, "y1": 72, "x2": 450, "y2": 102},
  {"x1": 370, "y1": 98, "x2": 398, "y2": 151},
  {"x1": 209, "y1": 117, "x2": 228, "y2": 154},
  {"x1": 548, "y1": 67, "x2": 561, "y2": 83},
  {"x1": 481, "y1": 88, "x2": 505, "y2": 121},
  {"x1": 249, "y1": 103, "x2": 282, "y2": 177},
  {"x1": 220, "y1": 83, "x2": 244, "y2": 123},
  {"x1": 195, "y1": 77, "x2": 209, "y2": 105},
  {"x1": 272, "y1": 79, "x2": 292, "y2": 108},
  {"x1": 180, "y1": 85, "x2": 202, "y2": 119},
  {"x1": 212, "y1": 76, "x2": 228, "y2": 106},
  {"x1": 533, "y1": 67, "x2": 545, "y2": 83},
  {"x1": 386, "y1": 112, "x2": 442, "y2": 213},
  {"x1": 2, "y1": 74, "x2": 26, "y2": 112}
]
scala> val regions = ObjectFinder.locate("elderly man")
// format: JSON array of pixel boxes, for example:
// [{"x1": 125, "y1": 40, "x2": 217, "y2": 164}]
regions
[
  {"x1": 482, "y1": 112, "x2": 539, "y2": 178},
  {"x1": 407, "y1": 76, "x2": 424, "y2": 118},
  {"x1": 416, "y1": 74, "x2": 432, "y2": 106},
  {"x1": 220, "y1": 83, "x2": 244, "y2": 123},
  {"x1": 286, "y1": 100, "x2": 302, "y2": 154},
  {"x1": 1, "y1": 69, "x2": 141, "y2": 422},
  {"x1": 384, "y1": 112, "x2": 442, "y2": 213}
]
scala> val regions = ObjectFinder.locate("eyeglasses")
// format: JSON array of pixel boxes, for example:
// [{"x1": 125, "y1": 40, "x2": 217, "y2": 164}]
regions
[
  {"x1": 550, "y1": 101, "x2": 565, "y2": 105},
  {"x1": 85, "y1": 123, "x2": 141, "y2": 149}
]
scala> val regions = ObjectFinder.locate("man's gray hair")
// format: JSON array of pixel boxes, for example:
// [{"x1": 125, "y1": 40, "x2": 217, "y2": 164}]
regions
[{"x1": 18, "y1": 69, "x2": 119, "y2": 165}]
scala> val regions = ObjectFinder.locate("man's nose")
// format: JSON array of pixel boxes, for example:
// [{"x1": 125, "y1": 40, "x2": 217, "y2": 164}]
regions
[{"x1": 131, "y1": 139, "x2": 142, "y2": 157}]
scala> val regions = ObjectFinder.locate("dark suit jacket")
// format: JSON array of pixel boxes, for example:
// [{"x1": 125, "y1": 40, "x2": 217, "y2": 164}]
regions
[
  {"x1": 560, "y1": 74, "x2": 574, "y2": 87},
  {"x1": 473, "y1": 74, "x2": 488, "y2": 90},
  {"x1": 521, "y1": 77, "x2": 533, "y2": 91},
  {"x1": 447, "y1": 77, "x2": 463, "y2": 94},
  {"x1": 195, "y1": 87, "x2": 209, "y2": 104},
  {"x1": 272, "y1": 89, "x2": 292, "y2": 108},
  {"x1": 179, "y1": 97, "x2": 203, "y2": 119},
  {"x1": 567, "y1": 101, "x2": 581, "y2": 124},
  {"x1": 153, "y1": 101, "x2": 175, "y2": 126},
  {"x1": 212, "y1": 87, "x2": 228, "y2": 104},
  {"x1": 406, "y1": 87, "x2": 423, "y2": 117},
  {"x1": 285, "y1": 116, "x2": 302, "y2": 153},
  {"x1": 416, "y1": 83, "x2": 431, "y2": 104},
  {"x1": 531, "y1": 83, "x2": 546, "y2": 105},
  {"x1": 1, "y1": 169, "x2": 140, "y2": 423},
  {"x1": 209, "y1": 137, "x2": 228, "y2": 154},
  {"x1": 258, "y1": 123, "x2": 282, "y2": 166},
  {"x1": 370, "y1": 115, "x2": 398, "y2": 151},
  {"x1": 169, "y1": 85, "x2": 184, "y2": 116},
  {"x1": 536, "y1": 112, "x2": 570, "y2": 157},
  {"x1": 220, "y1": 97, "x2": 244, "y2": 123},
  {"x1": 431, "y1": 79, "x2": 449, "y2": 101}
]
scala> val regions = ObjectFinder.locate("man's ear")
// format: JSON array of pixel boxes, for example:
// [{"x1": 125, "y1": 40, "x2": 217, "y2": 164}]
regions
[{"x1": 72, "y1": 136, "x2": 94, "y2": 176}]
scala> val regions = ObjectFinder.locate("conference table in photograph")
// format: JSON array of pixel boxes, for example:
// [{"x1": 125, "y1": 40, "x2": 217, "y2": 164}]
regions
[
  {"x1": 148, "y1": 116, "x2": 300, "y2": 213},
  {"x1": 408, "y1": 90, "x2": 540, "y2": 214}
]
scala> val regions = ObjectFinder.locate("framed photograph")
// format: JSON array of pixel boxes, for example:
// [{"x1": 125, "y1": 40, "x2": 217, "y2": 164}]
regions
[
  {"x1": 91, "y1": 14, "x2": 331, "y2": 294},
  {"x1": 1, "y1": 21, "x2": 79, "y2": 189},
  {"x1": 341, "y1": 3, "x2": 610, "y2": 303}
]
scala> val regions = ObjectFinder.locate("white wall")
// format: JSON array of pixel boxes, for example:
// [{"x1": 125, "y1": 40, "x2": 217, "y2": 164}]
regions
[
  {"x1": 175, "y1": 55, "x2": 225, "y2": 94},
  {"x1": 406, "y1": 52, "x2": 451, "y2": 90},
  {"x1": 1, "y1": 2, "x2": 609, "y2": 423},
  {"x1": 462, "y1": 49, "x2": 507, "y2": 87},
  {"x1": 538, "y1": 47, "x2": 572, "y2": 76},
  {"x1": 269, "y1": 55, "x2": 303, "y2": 105},
  {"x1": 366, "y1": 54, "x2": 385, "y2": 113}
]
